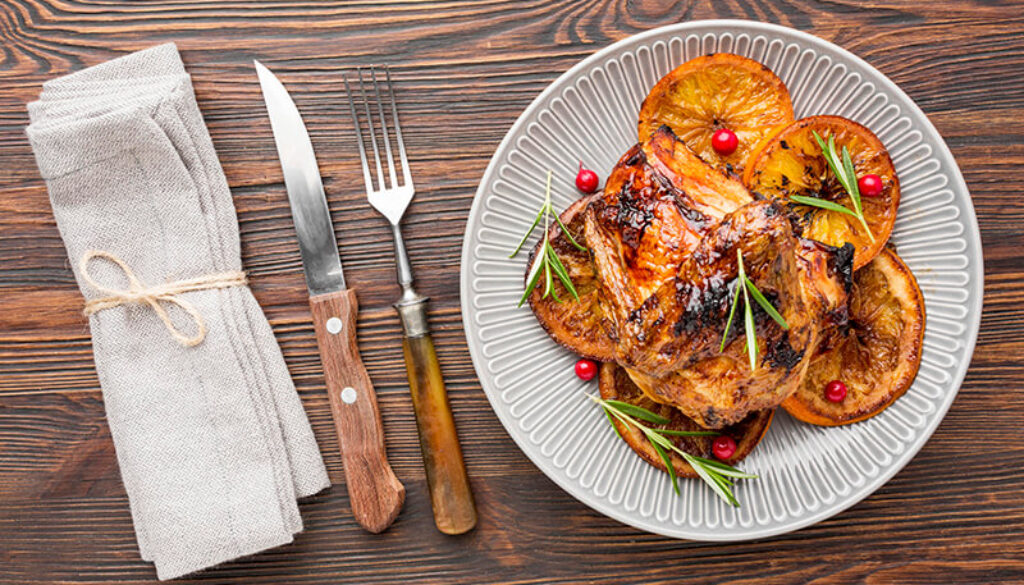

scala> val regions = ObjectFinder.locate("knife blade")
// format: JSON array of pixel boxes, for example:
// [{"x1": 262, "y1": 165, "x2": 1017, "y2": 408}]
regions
[
  {"x1": 254, "y1": 61, "x2": 345, "y2": 296},
  {"x1": 255, "y1": 60, "x2": 404, "y2": 533}
]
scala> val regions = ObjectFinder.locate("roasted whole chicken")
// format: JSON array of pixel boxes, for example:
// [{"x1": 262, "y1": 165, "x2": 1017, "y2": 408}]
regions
[{"x1": 528, "y1": 126, "x2": 854, "y2": 428}]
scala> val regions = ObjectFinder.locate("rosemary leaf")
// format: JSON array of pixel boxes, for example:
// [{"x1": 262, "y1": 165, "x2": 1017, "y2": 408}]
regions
[
  {"x1": 683, "y1": 452, "x2": 739, "y2": 507},
  {"x1": 743, "y1": 276, "x2": 789, "y2": 330},
  {"x1": 547, "y1": 244, "x2": 581, "y2": 301},
  {"x1": 542, "y1": 245, "x2": 567, "y2": 303},
  {"x1": 542, "y1": 253, "x2": 553, "y2": 298},
  {"x1": 657, "y1": 429, "x2": 720, "y2": 437},
  {"x1": 841, "y1": 146, "x2": 876, "y2": 242},
  {"x1": 813, "y1": 131, "x2": 844, "y2": 188},
  {"x1": 517, "y1": 253, "x2": 545, "y2": 307},
  {"x1": 602, "y1": 406, "x2": 623, "y2": 440},
  {"x1": 555, "y1": 212, "x2": 587, "y2": 252},
  {"x1": 688, "y1": 452, "x2": 756, "y2": 481},
  {"x1": 719, "y1": 279, "x2": 742, "y2": 352},
  {"x1": 738, "y1": 250, "x2": 758, "y2": 371},
  {"x1": 707, "y1": 471, "x2": 734, "y2": 488},
  {"x1": 856, "y1": 208, "x2": 876, "y2": 244},
  {"x1": 706, "y1": 469, "x2": 739, "y2": 505},
  {"x1": 687, "y1": 455, "x2": 759, "y2": 479},
  {"x1": 789, "y1": 195, "x2": 860, "y2": 217},
  {"x1": 545, "y1": 243, "x2": 569, "y2": 282},
  {"x1": 509, "y1": 207, "x2": 544, "y2": 258},
  {"x1": 841, "y1": 145, "x2": 863, "y2": 214},
  {"x1": 604, "y1": 399, "x2": 671, "y2": 425},
  {"x1": 721, "y1": 251, "x2": 787, "y2": 364},
  {"x1": 651, "y1": 440, "x2": 680, "y2": 495},
  {"x1": 549, "y1": 279, "x2": 563, "y2": 304},
  {"x1": 644, "y1": 428, "x2": 675, "y2": 451}
]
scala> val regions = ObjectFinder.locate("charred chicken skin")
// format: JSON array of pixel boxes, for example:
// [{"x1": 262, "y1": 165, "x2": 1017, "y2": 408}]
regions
[
  {"x1": 529, "y1": 126, "x2": 853, "y2": 428},
  {"x1": 584, "y1": 127, "x2": 753, "y2": 348},
  {"x1": 621, "y1": 202, "x2": 854, "y2": 427}
]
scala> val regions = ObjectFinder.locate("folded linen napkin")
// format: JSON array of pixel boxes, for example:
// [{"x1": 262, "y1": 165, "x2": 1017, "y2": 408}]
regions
[{"x1": 26, "y1": 43, "x2": 330, "y2": 580}]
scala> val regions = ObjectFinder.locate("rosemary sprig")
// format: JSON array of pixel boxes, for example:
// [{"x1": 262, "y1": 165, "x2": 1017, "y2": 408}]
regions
[
  {"x1": 738, "y1": 252, "x2": 757, "y2": 371},
  {"x1": 788, "y1": 131, "x2": 874, "y2": 242},
  {"x1": 589, "y1": 394, "x2": 755, "y2": 506},
  {"x1": 720, "y1": 250, "x2": 789, "y2": 370},
  {"x1": 511, "y1": 170, "x2": 586, "y2": 306}
]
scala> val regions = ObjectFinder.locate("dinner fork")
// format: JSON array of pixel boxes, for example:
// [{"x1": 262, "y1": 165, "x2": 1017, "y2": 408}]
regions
[{"x1": 344, "y1": 66, "x2": 477, "y2": 535}]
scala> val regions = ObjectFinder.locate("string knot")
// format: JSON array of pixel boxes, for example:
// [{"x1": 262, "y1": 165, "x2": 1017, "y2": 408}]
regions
[{"x1": 79, "y1": 250, "x2": 247, "y2": 347}]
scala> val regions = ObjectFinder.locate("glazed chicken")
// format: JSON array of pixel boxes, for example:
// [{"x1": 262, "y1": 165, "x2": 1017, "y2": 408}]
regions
[
  {"x1": 529, "y1": 126, "x2": 853, "y2": 428},
  {"x1": 616, "y1": 201, "x2": 854, "y2": 427}
]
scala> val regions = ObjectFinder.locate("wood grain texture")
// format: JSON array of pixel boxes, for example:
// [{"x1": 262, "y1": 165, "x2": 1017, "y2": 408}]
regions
[
  {"x1": 402, "y1": 331, "x2": 477, "y2": 535},
  {"x1": 1, "y1": 0, "x2": 1022, "y2": 583},
  {"x1": 310, "y1": 288, "x2": 404, "y2": 534}
]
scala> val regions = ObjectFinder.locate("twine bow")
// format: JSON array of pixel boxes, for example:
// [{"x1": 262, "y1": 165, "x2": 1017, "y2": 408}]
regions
[{"x1": 79, "y1": 250, "x2": 247, "y2": 347}]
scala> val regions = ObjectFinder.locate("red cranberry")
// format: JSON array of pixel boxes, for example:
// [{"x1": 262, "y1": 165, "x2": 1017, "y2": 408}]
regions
[
  {"x1": 574, "y1": 358, "x2": 597, "y2": 381},
  {"x1": 575, "y1": 162, "x2": 599, "y2": 193},
  {"x1": 711, "y1": 128, "x2": 739, "y2": 155},
  {"x1": 712, "y1": 435, "x2": 737, "y2": 460},
  {"x1": 825, "y1": 380, "x2": 848, "y2": 403},
  {"x1": 858, "y1": 174, "x2": 883, "y2": 197}
]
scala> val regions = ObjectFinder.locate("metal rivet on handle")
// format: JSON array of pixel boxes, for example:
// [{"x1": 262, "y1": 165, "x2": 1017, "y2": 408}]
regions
[
  {"x1": 341, "y1": 387, "x2": 357, "y2": 404},
  {"x1": 326, "y1": 317, "x2": 342, "y2": 334}
]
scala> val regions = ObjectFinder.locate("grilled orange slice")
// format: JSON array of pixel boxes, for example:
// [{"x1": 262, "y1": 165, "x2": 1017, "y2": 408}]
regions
[
  {"x1": 599, "y1": 362, "x2": 773, "y2": 476},
  {"x1": 527, "y1": 194, "x2": 615, "y2": 361},
  {"x1": 743, "y1": 115, "x2": 899, "y2": 270},
  {"x1": 782, "y1": 248, "x2": 924, "y2": 426},
  {"x1": 638, "y1": 53, "x2": 794, "y2": 176}
]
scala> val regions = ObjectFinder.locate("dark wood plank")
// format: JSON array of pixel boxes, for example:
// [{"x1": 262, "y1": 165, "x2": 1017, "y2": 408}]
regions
[{"x1": 2, "y1": 0, "x2": 1023, "y2": 583}]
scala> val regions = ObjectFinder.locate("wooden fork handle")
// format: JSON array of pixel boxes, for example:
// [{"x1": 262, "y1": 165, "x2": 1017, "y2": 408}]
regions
[
  {"x1": 310, "y1": 288, "x2": 404, "y2": 533},
  {"x1": 396, "y1": 296, "x2": 477, "y2": 535}
]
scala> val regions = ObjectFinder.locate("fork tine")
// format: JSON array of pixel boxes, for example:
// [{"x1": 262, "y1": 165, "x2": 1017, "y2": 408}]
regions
[
  {"x1": 357, "y1": 67, "x2": 387, "y2": 191},
  {"x1": 370, "y1": 67, "x2": 400, "y2": 189},
  {"x1": 384, "y1": 66, "x2": 414, "y2": 188},
  {"x1": 344, "y1": 75, "x2": 375, "y2": 194}
]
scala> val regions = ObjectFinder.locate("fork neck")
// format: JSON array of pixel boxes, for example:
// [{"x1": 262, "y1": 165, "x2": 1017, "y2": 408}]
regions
[
  {"x1": 391, "y1": 223, "x2": 429, "y2": 337},
  {"x1": 391, "y1": 223, "x2": 415, "y2": 290}
]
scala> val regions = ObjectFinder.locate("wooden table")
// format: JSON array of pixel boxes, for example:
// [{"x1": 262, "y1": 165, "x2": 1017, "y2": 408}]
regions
[{"x1": 2, "y1": 1, "x2": 1023, "y2": 583}]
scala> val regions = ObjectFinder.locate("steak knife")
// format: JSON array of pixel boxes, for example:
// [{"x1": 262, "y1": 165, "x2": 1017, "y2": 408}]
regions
[{"x1": 255, "y1": 61, "x2": 404, "y2": 533}]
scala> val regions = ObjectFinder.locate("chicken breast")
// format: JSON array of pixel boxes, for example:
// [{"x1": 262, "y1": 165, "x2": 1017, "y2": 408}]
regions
[
  {"x1": 585, "y1": 126, "x2": 753, "y2": 344},
  {"x1": 527, "y1": 126, "x2": 853, "y2": 428},
  {"x1": 623, "y1": 200, "x2": 853, "y2": 427}
]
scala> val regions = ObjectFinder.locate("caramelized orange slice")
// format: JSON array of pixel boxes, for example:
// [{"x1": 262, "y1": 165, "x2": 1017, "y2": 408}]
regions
[
  {"x1": 526, "y1": 194, "x2": 615, "y2": 362},
  {"x1": 638, "y1": 53, "x2": 794, "y2": 176},
  {"x1": 599, "y1": 362, "x2": 773, "y2": 477},
  {"x1": 744, "y1": 115, "x2": 899, "y2": 269},
  {"x1": 782, "y1": 248, "x2": 924, "y2": 426}
]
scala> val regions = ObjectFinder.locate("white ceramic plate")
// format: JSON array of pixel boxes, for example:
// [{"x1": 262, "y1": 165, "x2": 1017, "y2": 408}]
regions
[{"x1": 459, "y1": 20, "x2": 982, "y2": 541}]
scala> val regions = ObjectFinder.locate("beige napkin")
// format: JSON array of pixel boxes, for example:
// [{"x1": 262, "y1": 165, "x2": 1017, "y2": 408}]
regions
[{"x1": 26, "y1": 43, "x2": 329, "y2": 580}]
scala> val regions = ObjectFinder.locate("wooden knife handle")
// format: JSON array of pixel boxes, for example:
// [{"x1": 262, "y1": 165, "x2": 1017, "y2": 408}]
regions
[
  {"x1": 397, "y1": 298, "x2": 477, "y2": 535},
  {"x1": 310, "y1": 289, "x2": 404, "y2": 533}
]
